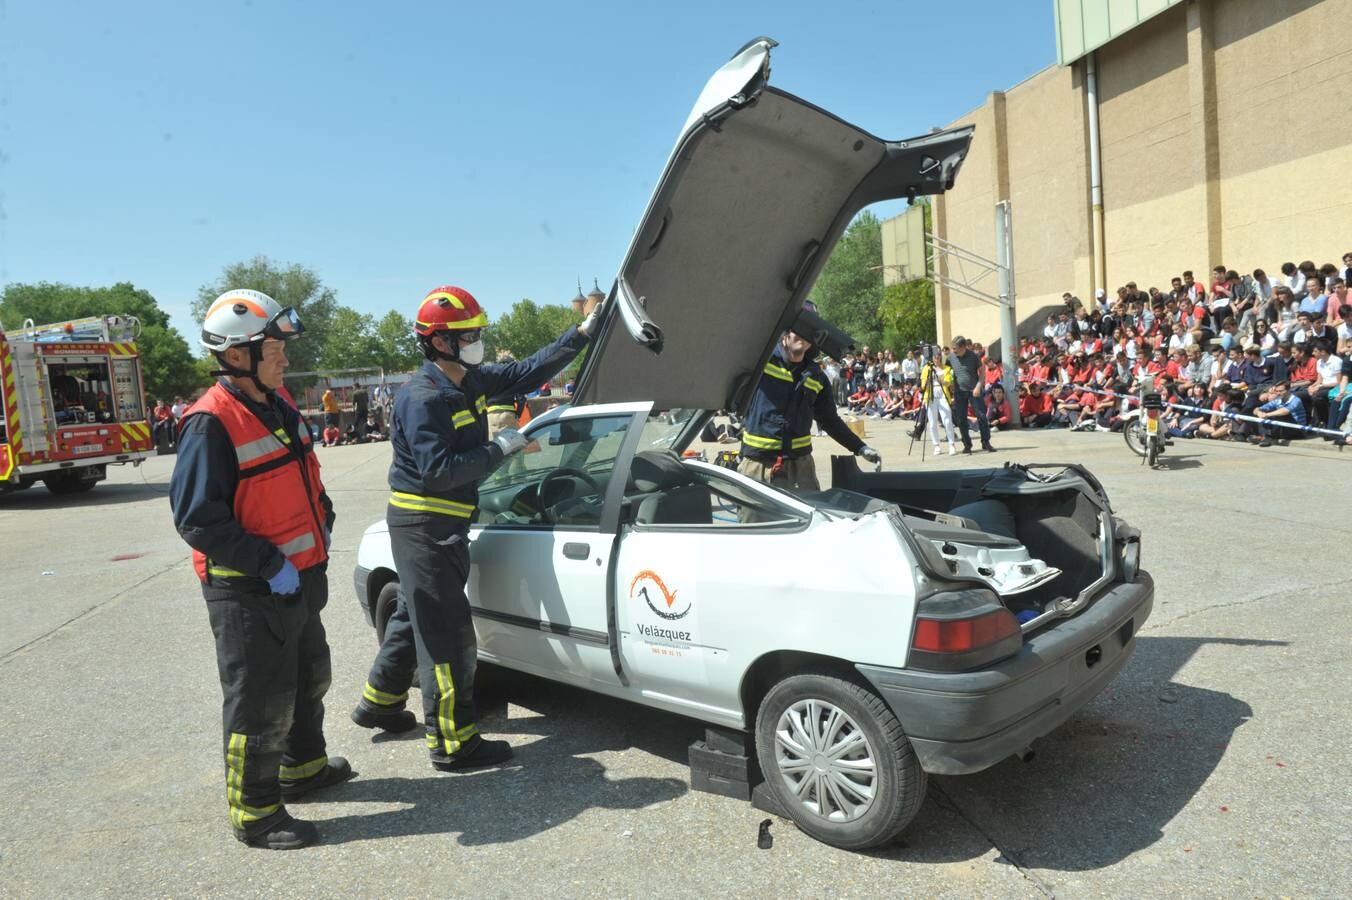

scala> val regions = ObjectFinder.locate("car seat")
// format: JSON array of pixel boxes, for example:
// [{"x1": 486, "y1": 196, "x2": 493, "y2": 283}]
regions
[{"x1": 629, "y1": 450, "x2": 712, "y2": 525}]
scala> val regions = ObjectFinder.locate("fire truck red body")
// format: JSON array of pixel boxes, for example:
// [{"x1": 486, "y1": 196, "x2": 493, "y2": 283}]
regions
[{"x1": 0, "y1": 315, "x2": 155, "y2": 495}]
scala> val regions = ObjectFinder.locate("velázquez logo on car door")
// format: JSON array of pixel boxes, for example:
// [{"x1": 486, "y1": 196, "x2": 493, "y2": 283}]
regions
[{"x1": 629, "y1": 569, "x2": 690, "y2": 620}]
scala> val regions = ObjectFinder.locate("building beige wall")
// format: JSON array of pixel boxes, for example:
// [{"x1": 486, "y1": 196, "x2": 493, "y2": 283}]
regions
[{"x1": 931, "y1": 0, "x2": 1352, "y2": 347}]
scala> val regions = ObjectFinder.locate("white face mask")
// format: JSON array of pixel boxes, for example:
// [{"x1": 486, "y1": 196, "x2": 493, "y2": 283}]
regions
[{"x1": 458, "y1": 340, "x2": 485, "y2": 366}]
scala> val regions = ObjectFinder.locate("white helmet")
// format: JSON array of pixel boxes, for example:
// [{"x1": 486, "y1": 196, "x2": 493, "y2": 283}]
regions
[{"x1": 200, "y1": 289, "x2": 304, "y2": 352}]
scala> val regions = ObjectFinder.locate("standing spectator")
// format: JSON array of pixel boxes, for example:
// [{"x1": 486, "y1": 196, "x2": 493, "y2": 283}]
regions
[
  {"x1": 152, "y1": 399, "x2": 174, "y2": 447},
  {"x1": 170, "y1": 396, "x2": 188, "y2": 428},
  {"x1": 919, "y1": 348, "x2": 958, "y2": 456},
  {"x1": 351, "y1": 382, "x2": 369, "y2": 440},
  {"x1": 321, "y1": 387, "x2": 339, "y2": 431},
  {"x1": 882, "y1": 350, "x2": 900, "y2": 387},
  {"x1": 946, "y1": 336, "x2": 994, "y2": 453},
  {"x1": 901, "y1": 349, "x2": 920, "y2": 384}
]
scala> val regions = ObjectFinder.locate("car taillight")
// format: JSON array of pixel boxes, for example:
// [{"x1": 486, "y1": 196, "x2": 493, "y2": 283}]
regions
[
  {"x1": 1146, "y1": 408, "x2": 1160, "y2": 420},
  {"x1": 909, "y1": 588, "x2": 1023, "y2": 672}
]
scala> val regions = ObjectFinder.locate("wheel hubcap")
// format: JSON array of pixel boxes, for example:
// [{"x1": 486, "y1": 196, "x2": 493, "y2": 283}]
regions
[{"x1": 774, "y1": 699, "x2": 877, "y2": 822}]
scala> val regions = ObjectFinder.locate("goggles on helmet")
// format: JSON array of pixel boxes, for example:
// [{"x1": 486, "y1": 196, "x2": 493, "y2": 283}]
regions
[{"x1": 263, "y1": 307, "x2": 304, "y2": 341}]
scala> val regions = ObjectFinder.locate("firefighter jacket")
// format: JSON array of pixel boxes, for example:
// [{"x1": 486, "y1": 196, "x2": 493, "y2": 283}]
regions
[
  {"x1": 740, "y1": 347, "x2": 864, "y2": 462},
  {"x1": 386, "y1": 327, "x2": 589, "y2": 529},
  {"x1": 170, "y1": 379, "x2": 334, "y2": 588}
]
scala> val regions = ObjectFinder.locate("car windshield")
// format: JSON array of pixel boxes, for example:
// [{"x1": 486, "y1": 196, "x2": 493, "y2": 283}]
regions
[{"x1": 635, "y1": 408, "x2": 702, "y2": 453}]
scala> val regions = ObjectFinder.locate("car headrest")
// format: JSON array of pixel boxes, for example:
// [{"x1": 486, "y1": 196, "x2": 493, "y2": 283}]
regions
[{"x1": 629, "y1": 450, "x2": 693, "y2": 493}]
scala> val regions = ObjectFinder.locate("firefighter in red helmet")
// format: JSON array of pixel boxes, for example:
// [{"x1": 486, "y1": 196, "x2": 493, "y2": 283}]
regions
[{"x1": 352, "y1": 285, "x2": 602, "y2": 770}]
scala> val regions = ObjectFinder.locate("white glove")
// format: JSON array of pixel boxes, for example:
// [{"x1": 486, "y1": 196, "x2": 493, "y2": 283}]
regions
[
  {"x1": 858, "y1": 445, "x2": 882, "y2": 465},
  {"x1": 578, "y1": 300, "x2": 605, "y2": 338},
  {"x1": 491, "y1": 429, "x2": 529, "y2": 457}
]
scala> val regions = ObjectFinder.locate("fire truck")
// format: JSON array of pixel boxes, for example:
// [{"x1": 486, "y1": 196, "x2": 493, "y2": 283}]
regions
[{"x1": 0, "y1": 315, "x2": 155, "y2": 495}]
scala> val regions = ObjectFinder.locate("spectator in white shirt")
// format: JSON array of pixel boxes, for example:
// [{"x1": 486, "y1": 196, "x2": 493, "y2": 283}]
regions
[
  {"x1": 1311, "y1": 340, "x2": 1344, "y2": 425},
  {"x1": 1336, "y1": 304, "x2": 1352, "y2": 356},
  {"x1": 1167, "y1": 321, "x2": 1195, "y2": 353},
  {"x1": 901, "y1": 350, "x2": 920, "y2": 383},
  {"x1": 1280, "y1": 262, "x2": 1307, "y2": 300}
]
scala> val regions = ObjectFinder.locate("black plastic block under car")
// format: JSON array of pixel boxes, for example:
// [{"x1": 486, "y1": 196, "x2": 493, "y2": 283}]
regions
[{"x1": 689, "y1": 734, "x2": 763, "y2": 803}]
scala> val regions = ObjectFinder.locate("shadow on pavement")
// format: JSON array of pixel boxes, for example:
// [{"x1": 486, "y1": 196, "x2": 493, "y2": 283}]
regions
[
  {"x1": 0, "y1": 480, "x2": 169, "y2": 509},
  {"x1": 321, "y1": 667, "x2": 693, "y2": 846},
  {"x1": 873, "y1": 635, "x2": 1274, "y2": 870}
]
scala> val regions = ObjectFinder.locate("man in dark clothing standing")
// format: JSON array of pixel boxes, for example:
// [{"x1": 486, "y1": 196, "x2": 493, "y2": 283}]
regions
[
  {"x1": 946, "y1": 336, "x2": 995, "y2": 453},
  {"x1": 352, "y1": 285, "x2": 601, "y2": 771},
  {"x1": 351, "y1": 383, "x2": 369, "y2": 441}
]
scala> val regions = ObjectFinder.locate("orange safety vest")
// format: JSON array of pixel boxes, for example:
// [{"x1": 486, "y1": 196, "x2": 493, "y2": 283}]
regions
[{"x1": 184, "y1": 383, "x2": 328, "y2": 582}]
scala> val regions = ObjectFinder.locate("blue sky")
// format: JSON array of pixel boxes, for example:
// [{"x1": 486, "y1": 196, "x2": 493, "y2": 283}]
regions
[{"x1": 0, "y1": 1, "x2": 1055, "y2": 333}]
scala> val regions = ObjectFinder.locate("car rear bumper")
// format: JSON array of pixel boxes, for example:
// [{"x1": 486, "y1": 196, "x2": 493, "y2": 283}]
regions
[
  {"x1": 856, "y1": 572, "x2": 1154, "y2": 776},
  {"x1": 353, "y1": 564, "x2": 375, "y2": 626}
]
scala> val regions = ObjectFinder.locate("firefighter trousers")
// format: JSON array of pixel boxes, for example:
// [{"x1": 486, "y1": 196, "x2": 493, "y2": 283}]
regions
[
  {"x1": 361, "y1": 520, "x2": 481, "y2": 758},
  {"x1": 205, "y1": 566, "x2": 331, "y2": 835}
]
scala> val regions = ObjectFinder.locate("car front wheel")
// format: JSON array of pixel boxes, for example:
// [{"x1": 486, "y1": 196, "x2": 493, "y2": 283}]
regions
[{"x1": 754, "y1": 668, "x2": 926, "y2": 850}]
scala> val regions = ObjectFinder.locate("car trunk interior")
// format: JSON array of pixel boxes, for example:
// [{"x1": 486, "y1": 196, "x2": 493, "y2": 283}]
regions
[{"x1": 830, "y1": 456, "x2": 1105, "y2": 619}]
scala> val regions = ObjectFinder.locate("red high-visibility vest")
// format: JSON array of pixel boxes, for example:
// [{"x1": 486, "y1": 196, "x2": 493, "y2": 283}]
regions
[{"x1": 184, "y1": 383, "x2": 328, "y2": 581}]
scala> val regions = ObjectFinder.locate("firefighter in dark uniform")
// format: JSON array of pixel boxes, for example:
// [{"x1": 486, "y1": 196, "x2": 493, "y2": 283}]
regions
[
  {"x1": 170, "y1": 290, "x2": 349, "y2": 851},
  {"x1": 739, "y1": 323, "x2": 882, "y2": 490},
  {"x1": 352, "y1": 285, "x2": 601, "y2": 770}
]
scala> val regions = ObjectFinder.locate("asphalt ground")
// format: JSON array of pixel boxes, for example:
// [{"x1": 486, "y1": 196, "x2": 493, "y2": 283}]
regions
[{"x1": 1, "y1": 418, "x2": 1349, "y2": 898}]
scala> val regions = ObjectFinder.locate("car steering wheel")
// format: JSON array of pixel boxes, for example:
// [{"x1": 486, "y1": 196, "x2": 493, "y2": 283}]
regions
[{"x1": 537, "y1": 467, "x2": 604, "y2": 524}]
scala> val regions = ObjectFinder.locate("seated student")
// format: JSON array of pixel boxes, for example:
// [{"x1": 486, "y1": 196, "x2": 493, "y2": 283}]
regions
[
  {"x1": 1018, "y1": 382, "x2": 1054, "y2": 428},
  {"x1": 364, "y1": 413, "x2": 387, "y2": 441},
  {"x1": 1166, "y1": 383, "x2": 1211, "y2": 438},
  {"x1": 865, "y1": 389, "x2": 891, "y2": 417},
  {"x1": 322, "y1": 423, "x2": 341, "y2": 446},
  {"x1": 1198, "y1": 390, "x2": 1244, "y2": 441},
  {"x1": 847, "y1": 383, "x2": 875, "y2": 413},
  {"x1": 1310, "y1": 340, "x2": 1345, "y2": 426},
  {"x1": 1048, "y1": 384, "x2": 1082, "y2": 427},
  {"x1": 1252, "y1": 381, "x2": 1306, "y2": 447},
  {"x1": 984, "y1": 385, "x2": 1013, "y2": 430}
]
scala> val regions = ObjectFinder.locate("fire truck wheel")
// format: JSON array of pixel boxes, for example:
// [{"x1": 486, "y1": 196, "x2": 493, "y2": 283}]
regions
[{"x1": 43, "y1": 472, "x2": 95, "y2": 495}]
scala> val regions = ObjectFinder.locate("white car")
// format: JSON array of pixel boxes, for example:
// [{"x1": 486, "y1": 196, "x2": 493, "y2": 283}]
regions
[{"x1": 353, "y1": 39, "x2": 1153, "y2": 851}]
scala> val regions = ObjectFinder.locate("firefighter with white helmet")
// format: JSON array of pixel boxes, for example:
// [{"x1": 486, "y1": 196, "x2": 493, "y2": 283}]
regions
[
  {"x1": 352, "y1": 285, "x2": 601, "y2": 770},
  {"x1": 170, "y1": 289, "x2": 349, "y2": 850}
]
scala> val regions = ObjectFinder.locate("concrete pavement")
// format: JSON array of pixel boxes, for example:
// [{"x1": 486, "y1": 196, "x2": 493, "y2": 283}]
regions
[{"x1": 1, "y1": 420, "x2": 1348, "y2": 898}]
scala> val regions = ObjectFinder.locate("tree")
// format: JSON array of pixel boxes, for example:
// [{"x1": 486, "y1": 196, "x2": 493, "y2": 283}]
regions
[
  {"x1": 879, "y1": 279, "x2": 937, "y2": 353},
  {"x1": 319, "y1": 306, "x2": 380, "y2": 372},
  {"x1": 195, "y1": 257, "x2": 338, "y2": 377},
  {"x1": 488, "y1": 299, "x2": 582, "y2": 361},
  {"x1": 0, "y1": 281, "x2": 202, "y2": 399},
  {"x1": 811, "y1": 209, "x2": 885, "y2": 350},
  {"x1": 373, "y1": 310, "x2": 420, "y2": 373}
]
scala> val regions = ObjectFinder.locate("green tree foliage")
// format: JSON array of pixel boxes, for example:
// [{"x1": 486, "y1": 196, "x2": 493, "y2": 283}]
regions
[
  {"x1": 195, "y1": 257, "x2": 337, "y2": 376},
  {"x1": 811, "y1": 209, "x2": 885, "y2": 350},
  {"x1": 486, "y1": 300, "x2": 584, "y2": 373},
  {"x1": 319, "y1": 307, "x2": 381, "y2": 372},
  {"x1": 879, "y1": 279, "x2": 937, "y2": 353},
  {"x1": 0, "y1": 281, "x2": 201, "y2": 399},
  {"x1": 373, "y1": 310, "x2": 420, "y2": 373}
]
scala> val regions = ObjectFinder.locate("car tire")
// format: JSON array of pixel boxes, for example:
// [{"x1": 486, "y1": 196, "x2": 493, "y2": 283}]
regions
[
  {"x1": 373, "y1": 580, "x2": 401, "y2": 645},
  {"x1": 754, "y1": 668, "x2": 926, "y2": 850}
]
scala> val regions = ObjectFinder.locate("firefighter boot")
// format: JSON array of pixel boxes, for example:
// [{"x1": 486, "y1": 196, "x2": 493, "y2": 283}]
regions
[
  {"x1": 431, "y1": 735, "x2": 514, "y2": 772},
  {"x1": 279, "y1": 756, "x2": 354, "y2": 802},
  {"x1": 234, "y1": 813, "x2": 319, "y2": 850},
  {"x1": 351, "y1": 704, "x2": 419, "y2": 733}
]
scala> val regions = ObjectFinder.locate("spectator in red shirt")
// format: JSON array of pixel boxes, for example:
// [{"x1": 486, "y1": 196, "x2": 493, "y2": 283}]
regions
[
  {"x1": 152, "y1": 399, "x2": 174, "y2": 447},
  {"x1": 1018, "y1": 382, "x2": 1054, "y2": 428},
  {"x1": 985, "y1": 385, "x2": 1014, "y2": 429},
  {"x1": 982, "y1": 357, "x2": 1003, "y2": 388}
]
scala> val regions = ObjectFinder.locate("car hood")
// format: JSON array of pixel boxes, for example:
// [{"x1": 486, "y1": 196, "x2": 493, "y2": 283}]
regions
[{"x1": 571, "y1": 37, "x2": 973, "y2": 413}]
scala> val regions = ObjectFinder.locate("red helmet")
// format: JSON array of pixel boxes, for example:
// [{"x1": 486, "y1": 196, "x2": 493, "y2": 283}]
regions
[{"x1": 414, "y1": 286, "x2": 488, "y2": 336}]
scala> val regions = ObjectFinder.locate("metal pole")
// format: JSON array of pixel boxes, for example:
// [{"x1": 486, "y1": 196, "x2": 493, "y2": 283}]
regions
[
  {"x1": 1086, "y1": 52, "x2": 1107, "y2": 299},
  {"x1": 995, "y1": 201, "x2": 1021, "y2": 426}
]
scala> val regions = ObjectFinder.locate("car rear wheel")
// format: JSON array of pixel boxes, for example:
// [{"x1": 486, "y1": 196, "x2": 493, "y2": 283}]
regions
[{"x1": 754, "y1": 668, "x2": 926, "y2": 850}]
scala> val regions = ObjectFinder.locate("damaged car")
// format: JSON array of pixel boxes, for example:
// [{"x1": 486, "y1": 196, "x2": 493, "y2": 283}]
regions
[{"x1": 353, "y1": 37, "x2": 1154, "y2": 850}]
